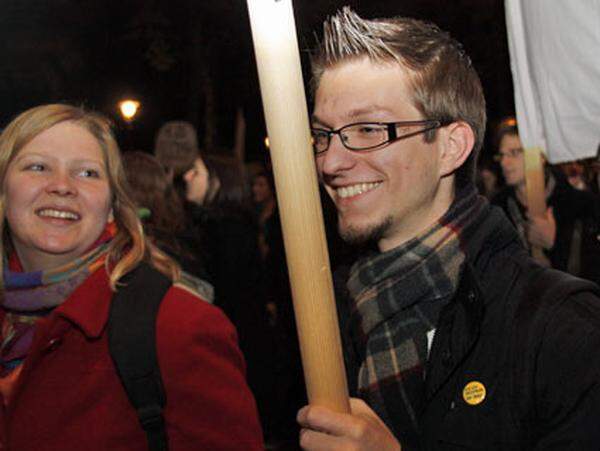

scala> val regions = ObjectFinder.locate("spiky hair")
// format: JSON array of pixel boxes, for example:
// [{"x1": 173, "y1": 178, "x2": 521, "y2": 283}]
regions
[{"x1": 310, "y1": 7, "x2": 486, "y2": 189}]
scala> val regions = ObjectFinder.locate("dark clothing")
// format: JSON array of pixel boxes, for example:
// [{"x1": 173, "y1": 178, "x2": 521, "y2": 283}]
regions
[
  {"x1": 186, "y1": 203, "x2": 281, "y2": 437},
  {"x1": 337, "y1": 205, "x2": 600, "y2": 450},
  {"x1": 492, "y1": 171, "x2": 600, "y2": 284}
]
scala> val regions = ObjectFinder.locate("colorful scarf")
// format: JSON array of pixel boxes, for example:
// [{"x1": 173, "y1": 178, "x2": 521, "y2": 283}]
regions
[
  {"x1": 1, "y1": 228, "x2": 114, "y2": 378},
  {"x1": 346, "y1": 186, "x2": 488, "y2": 439}
]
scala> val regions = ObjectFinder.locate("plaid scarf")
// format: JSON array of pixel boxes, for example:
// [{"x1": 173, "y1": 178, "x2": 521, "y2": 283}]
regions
[{"x1": 346, "y1": 187, "x2": 487, "y2": 439}]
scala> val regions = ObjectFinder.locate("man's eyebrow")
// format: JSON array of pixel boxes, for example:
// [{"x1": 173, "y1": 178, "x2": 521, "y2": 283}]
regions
[
  {"x1": 311, "y1": 114, "x2": 329, "y2": 127},
  {"x1": 347, "y1": 105, "x2": 394, "y2": 119},
  {"x1": 311, "y1": 105, "x2": 393, "y2": 128}
]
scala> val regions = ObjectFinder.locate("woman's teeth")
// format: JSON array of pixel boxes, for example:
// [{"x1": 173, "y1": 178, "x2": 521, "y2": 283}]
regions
[{"x1": 37, "y1": 209, "x2": 80, "y2": 220}]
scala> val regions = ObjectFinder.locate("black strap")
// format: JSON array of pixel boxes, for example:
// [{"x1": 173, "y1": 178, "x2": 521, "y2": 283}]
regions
[{"x1": 108, "y1": 263, "x2": 172, "y2": 451}]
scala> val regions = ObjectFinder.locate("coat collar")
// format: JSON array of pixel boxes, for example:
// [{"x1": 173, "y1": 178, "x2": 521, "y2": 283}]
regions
[{"x1": 53, "y1": 266, "x2": 114, "y2": 338}]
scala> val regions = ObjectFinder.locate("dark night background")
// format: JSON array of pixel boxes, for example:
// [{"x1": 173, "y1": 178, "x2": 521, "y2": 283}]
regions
[{"x1": 0, "y1": 0, "x2": 514, "y2": 165}]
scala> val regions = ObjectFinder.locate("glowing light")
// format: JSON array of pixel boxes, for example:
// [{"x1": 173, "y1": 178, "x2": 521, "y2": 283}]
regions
[{"x1": 119, "y1": 100, "x2": 140, "y2": 122}]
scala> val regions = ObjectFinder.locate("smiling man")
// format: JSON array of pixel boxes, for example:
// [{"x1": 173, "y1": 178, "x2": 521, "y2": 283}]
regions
[{"x1": 297, "y1": 8, "x2": 600, "y2": 451}]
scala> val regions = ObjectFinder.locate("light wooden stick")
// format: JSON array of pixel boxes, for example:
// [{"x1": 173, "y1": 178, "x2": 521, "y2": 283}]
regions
[
  {"x1": 523, "y1": 146, "x2": 549, "y2": 265},
  {"x1": 246, "y1": 0, "x2": 350, "y2": 413}
]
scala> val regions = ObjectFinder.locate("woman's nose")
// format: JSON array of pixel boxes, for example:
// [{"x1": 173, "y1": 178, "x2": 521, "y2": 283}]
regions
[{"x1": 46, "y1": 170, "x2": 76, "y2": 196}]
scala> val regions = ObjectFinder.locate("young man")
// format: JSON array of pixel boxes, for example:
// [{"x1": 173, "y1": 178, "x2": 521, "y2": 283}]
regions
[{"x1": 297, "y1": 8, "x2": 600, "y2": 450}]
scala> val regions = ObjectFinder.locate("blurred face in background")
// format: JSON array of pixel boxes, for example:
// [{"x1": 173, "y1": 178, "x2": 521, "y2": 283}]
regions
[
  {"x1": 4, "y1": 121, "x2": 112, "y2": 271},
  {"x1": 498, "y1": 133, "x2": 525, "y2": 188},
  {"x1": 252, "y1": 175, "x2": 273, "y2": 204},
  {"x1": 183, "y1": 158, "x2": 210, "y2": 205}
]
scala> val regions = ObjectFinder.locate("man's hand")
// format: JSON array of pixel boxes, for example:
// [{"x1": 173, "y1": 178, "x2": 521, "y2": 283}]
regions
[
  {"x1": 527, "y1": 207, "x2": 556, "y2": 250},
  {"x1": 297, "y1": 398, "x2": 401, "y2": 451}
]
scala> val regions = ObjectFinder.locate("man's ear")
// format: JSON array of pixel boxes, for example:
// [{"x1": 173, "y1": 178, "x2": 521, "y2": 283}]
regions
[{"x1": 438, "y1": 121, "x2": 475, "y2": 177}]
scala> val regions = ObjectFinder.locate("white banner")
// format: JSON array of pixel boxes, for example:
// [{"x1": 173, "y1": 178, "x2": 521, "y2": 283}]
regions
[{"x1": 505, "y1": 0, "x2": 600, "y2": 163}]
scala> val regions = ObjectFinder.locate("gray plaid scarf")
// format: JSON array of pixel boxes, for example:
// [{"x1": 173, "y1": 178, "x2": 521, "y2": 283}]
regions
[{"x1": 346, "y1": 187, "x2": 487, "y2": 440}]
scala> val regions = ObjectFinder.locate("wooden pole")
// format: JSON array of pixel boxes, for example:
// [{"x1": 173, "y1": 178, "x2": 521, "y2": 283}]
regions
[
  {"x1": 246, "y1": 0, "x2": 350, "y2": 413},
  {"x1": 523, "y1": 146, "x2": 549, "y2": 266}
]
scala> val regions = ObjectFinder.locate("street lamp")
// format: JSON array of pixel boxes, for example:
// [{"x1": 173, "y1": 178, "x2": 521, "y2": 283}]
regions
[{"x1": 118, "y1": 99, "x2": 140, "y2": 123}]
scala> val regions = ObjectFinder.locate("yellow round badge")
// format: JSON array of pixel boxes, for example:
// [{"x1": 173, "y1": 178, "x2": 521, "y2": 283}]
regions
[{"x1": 463, "y1": 381, "x2": 486, "y2": 405}]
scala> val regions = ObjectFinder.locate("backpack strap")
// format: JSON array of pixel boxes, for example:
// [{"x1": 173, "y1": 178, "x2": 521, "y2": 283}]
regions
[{"x1": 108, "y1": 262, "x2": 172, "y2": 451}]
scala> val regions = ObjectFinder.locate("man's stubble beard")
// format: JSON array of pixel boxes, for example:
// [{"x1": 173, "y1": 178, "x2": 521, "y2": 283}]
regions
[{"x1": 338, "y1": 215, "x2": 393, "y2": 246}]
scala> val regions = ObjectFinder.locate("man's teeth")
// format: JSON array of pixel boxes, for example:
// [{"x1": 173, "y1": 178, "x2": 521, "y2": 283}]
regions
[
  {"x1": 337, "y1": 182, "x2": 381, "y2": 199},
  {"x1": 38, "y1": 209, "x2": 79, "y2": 220}
]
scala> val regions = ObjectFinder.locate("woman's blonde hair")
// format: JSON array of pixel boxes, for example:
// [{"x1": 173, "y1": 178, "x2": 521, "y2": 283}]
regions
[{"x1": 0, "y1": 104, "x2": 180, "y2": 292}]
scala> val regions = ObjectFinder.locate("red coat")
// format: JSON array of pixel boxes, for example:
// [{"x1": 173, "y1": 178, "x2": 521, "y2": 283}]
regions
[{"x1": 0, "y1": 265, "x2": 264, "y2": 450}]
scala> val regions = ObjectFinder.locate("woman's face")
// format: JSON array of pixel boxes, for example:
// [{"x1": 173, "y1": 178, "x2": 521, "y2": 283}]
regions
[
  {"x1": 4, "y1": 121, "x2": 113, "y2": 271},
  {"x1": 183, "y1": 158, "x2": 210, "y2": 205},
  {"x1": 252, "y1": 175, "x2": 272, "y2": 204}
]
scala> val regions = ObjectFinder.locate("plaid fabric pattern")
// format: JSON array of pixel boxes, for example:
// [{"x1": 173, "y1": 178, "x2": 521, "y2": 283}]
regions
[{"x1": 346, "y1": 187, "x2": 487, "y2": 437}]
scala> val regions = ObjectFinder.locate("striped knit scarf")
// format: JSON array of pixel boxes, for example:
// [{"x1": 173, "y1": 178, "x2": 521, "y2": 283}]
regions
[
  {"x1": 0, "y1": 226, "x2": 114, "y2": 377},
  {"x1": 346, "y1": 187, "x2": 487, "y2": 440}
]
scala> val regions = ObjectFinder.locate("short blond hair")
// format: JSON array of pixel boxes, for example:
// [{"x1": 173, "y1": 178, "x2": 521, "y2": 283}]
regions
[
  {"x1": 311, "y1": 7, "x2": 486, "y2": 188},
  {"x1": 0, "y1": 104, "x2": 179, "y2": 293}
]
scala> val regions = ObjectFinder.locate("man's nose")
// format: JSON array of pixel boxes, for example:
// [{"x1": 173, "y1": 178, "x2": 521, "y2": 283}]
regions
[{"x1": 316, "y1": 134, "x2": 356, "y2": 178}]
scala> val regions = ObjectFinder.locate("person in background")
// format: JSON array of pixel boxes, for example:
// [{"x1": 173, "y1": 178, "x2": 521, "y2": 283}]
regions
[
  {"x1": 252, "y1": 170, "x2": 277, "y2": 259},
  {"x1": 154, "y1": 120, "x2": 200, "y2": 202},
  {"x1": 492, "y1": 117, "x2": 600, "y2": 283},
  {"x1": 557, "y1": 160, "x2": 588, "y2": 191},
  {"x1": 476, "y1": 157, "x2": 501, "y2": 200},
  {"x1": 0, "y1": 104, "x2": 263, "y2": 450},
  {"x1": 296, "y1": 8, "x2": 600, "y2": 450},
  {"x1": 122, "y1": 151, "x2": 212, "y2": 300},
  {"x1": 183, "y1": 152, "x2": 282, "y2": 444}
]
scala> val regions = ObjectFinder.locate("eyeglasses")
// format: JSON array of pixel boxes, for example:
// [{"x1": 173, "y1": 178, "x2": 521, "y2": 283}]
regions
[
  {"x1": 493, "y1": 147, "x2": 523, "y2": 162},
  {"x1": 311, "y1": 119, "x2": 448, "y2": 154}
]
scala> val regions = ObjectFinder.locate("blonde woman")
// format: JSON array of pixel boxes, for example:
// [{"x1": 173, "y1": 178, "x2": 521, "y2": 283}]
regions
[{"x1": 0, "y1": 104, "x2": 263, "y2": 450}]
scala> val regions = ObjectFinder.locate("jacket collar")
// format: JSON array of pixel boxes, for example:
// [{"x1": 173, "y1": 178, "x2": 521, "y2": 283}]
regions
[{"x1": 53, "y1": 266, "x2": 113, "y2": 339}]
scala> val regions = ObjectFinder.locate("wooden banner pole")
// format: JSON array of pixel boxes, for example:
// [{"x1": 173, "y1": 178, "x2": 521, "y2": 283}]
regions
[
  {"x1": 246, "y1": 0, "x2": 350, "y2": 413},
  {"x1": 523, "y1": 146, "x2": 549, "y2": 265}
]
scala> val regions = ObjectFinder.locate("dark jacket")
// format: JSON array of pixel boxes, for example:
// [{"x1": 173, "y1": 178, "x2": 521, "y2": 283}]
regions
[
  {"x1": 338, "y1": 207, "x2": 600, "y2": 450},
  {"x1": 492, "y1": 171, "x2": 600, "y2": 284}
]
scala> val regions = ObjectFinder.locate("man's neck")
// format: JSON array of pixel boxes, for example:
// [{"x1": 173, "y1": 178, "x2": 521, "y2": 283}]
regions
[{"x1": 377, "y1": 180, "x2": 455, "y2": 253}]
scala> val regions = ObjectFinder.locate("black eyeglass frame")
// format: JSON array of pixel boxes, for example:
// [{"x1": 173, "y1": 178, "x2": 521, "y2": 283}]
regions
[{"x1": 311, "y1": 119, "x2": 450, "y2": 154}]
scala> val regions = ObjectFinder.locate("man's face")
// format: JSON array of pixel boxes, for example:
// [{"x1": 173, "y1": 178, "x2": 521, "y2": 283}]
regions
[
  {"x1": 313, "y1": 58, "x2": 450, "y2": 251},
  {"x1": 498, "y1": 133, "x2": 525, "y2": 187}
]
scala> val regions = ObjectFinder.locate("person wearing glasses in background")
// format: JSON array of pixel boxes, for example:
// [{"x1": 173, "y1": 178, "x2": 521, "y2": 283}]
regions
[
  {"x1": 492, "y1": 117, "x2": 600, "y2": 285},
  {"x1": 296, "y1": 8, "x2": 600, "y2": 451}
]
